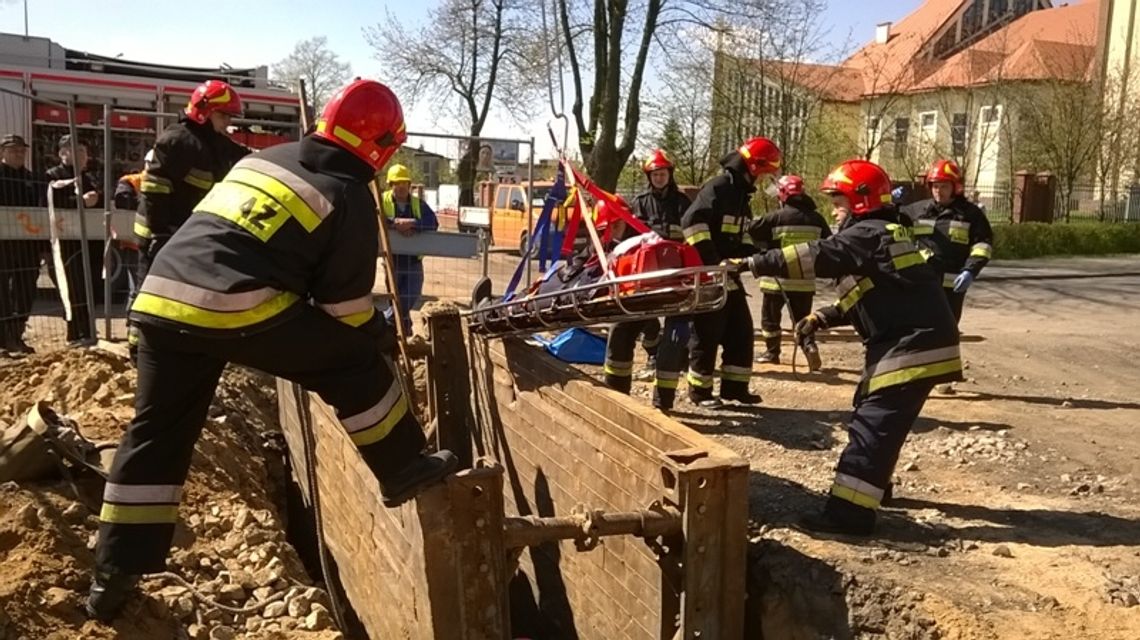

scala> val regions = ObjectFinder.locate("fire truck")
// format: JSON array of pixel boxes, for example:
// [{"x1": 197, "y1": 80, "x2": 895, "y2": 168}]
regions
[{"x1": 0, "y1": 31, "x2": 302, "y2": 301}]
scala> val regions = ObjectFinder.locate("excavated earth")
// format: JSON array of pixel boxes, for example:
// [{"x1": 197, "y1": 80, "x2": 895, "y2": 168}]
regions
[{"x1": 0, "y1": 347, "x2": 343, "y2": 640}]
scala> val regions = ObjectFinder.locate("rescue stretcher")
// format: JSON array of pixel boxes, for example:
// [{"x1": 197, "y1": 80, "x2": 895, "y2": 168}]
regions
[
  {"x1": 462, "y1": 150, "x2": 731, "y2": 338},
  {"x1": 465, "y1": 262, "x2": 731, "y2": 337}
]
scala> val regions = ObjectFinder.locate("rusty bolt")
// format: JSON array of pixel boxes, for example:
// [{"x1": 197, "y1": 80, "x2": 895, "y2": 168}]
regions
[
  {"x1": 479, "y1": 563, "x2": 489, "y2": 573},
  {"x1": 475, "y1": 518, "x2": 485, "y2": 528},
  {"x1": 698, "y1": 504, "x2": 707, "y2": 515},
  {"x1": 698, "y1": 545, "x2": 706, "y2": 554}
]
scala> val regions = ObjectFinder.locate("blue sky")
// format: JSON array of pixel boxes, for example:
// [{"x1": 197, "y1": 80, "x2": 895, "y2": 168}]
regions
[{"x1": 1, "y1": 0, "x2": 921, "y2": 156}]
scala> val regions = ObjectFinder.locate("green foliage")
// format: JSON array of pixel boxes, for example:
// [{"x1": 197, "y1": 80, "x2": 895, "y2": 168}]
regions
[{"x1": 994, "y1": 222, "x2": 1140, "y2": 259}]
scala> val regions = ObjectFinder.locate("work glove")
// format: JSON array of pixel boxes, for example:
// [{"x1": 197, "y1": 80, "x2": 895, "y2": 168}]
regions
[
  {"x1": 952, "y1": 270, "x2": 975, "y2": 293},
  {"x1": 794, "y1": 313, "x2": 827, "y2": 338},
  {"x1": 721, "y1": 258, "x2": 749, "y2": 274}
]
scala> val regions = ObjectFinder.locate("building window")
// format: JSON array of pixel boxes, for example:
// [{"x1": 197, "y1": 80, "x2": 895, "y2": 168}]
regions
[
  {"x1": 980, "y1": 105, "x2": 1001, "y2": 124},
  {"x1": 952, "y1": 113, "x2": 968, "y2": 156},
  {"x1": 893, "y1": 117, "x2": 910, "y2": 159}
]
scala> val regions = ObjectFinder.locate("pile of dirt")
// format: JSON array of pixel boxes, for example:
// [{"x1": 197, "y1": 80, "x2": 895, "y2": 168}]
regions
[{"x1": 0, "y1": 348, "x2": 342, "y2": 640}]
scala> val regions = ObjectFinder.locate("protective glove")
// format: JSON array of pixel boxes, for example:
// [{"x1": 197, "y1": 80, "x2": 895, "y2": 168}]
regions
[
  {"x1": 891, "y1": 186, "x2": 906, "y2": 203},
  {"x1": 952, "y1": 270, "x2": 975, "y2": 293},
  {"x1": 794, "y1": 312, "x2": 827, "y2": 338},
  {"x1": 721, "y1": 258, "x2": 749, "y2": 274}
]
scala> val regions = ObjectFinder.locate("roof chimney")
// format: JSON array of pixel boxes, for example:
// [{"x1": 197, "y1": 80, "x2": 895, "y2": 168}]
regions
[{"x1": 876, "y1": 22, "x2": 892, "y2": 45}]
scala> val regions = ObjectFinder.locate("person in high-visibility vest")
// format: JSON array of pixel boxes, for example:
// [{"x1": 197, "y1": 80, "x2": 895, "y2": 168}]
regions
[{"x1": 381, "y1": 164, "x2": 438, "y2": 334}]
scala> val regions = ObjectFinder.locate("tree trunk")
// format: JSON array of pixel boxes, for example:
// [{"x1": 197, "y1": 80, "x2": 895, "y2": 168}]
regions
[{"x1": 458, "y1": 140, "x2": 479, "y2": 207}]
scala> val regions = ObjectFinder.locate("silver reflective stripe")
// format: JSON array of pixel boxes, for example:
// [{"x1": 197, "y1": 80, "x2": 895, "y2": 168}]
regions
[
  {"x1": 722, "y1": 365, "x2": 752, "y2": 376},
  {"x1": 683, "y1": 223, "x2": 710, "y2": 238},
  {"x1": 341, "y1": 382, "x2": 402, "y2": 433},
  {"x1": 916, "y1": 219, "x2": 935, "y2": 227},
  {"x1": 605, "y1": 359, "x2": 633, "y2": 369},
  {"x1": 141, "y1": 276, "x2": 284, "y2": 312},
  {"x1": 834, "y1": 473, "x2": 885, "y2": 500},
  {"x1": 794, "y1": 243, "x2": 816, "y2": 279},
  {"x1": 103, "y1": 483, "x2": 183, "y2": 504},
  {"x1": 949, "y1": 220, "x2": 971, "y2": 231},
  {"x1": 656, "y1": 370, "x2": 681, "y2": 381},
  {"x1": 836, "y1": 276, "x2": 859, "y2": 298},
  {"x1": 888, "y1": 240, "x2": 918, "y2": 256},
  {"x1": 866, "y1": 345, "x2": 962, "y2": 379},
  {"x1": 237, "y1": 157, "x2": 334, "y2": 219},
  {"x1": 772, "y1": 225, "x2": 822, "y2": 238},
  {"x1": 943, "y1": 272, "x2": 957, "y2": 288},
  {"x1": 318, "y1": 295, "x2": 373, "y2": 318}
]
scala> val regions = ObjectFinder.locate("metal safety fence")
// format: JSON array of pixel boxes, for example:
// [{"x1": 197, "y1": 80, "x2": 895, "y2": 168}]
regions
[
  {"x1": 1, "y1": 84, "x2": 301, "y2": 357},
  {"x1": 381, "y1": 130, "x2": 545, "y2": 334}
]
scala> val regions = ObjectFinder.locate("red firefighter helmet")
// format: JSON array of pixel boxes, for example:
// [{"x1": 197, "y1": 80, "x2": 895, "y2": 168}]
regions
[
  {"x1": 185, "y1": 80, "x2": 243, "y2": 125},
  {"x1": 925, "y1": 159, "x2": 964, "y2": 194},
  {"x1": 642, "y1": 149, "x2": 674, "y2": 174},
  {"x1": 777, "y1": 175, "x2": 804, "y2": 202},
  {"x1": 820, "y1": 160, "x2": 893, "y2": 216},
  {"x1": 737, "y1": 137, "x2": 782, "y2": 178},
  {"x1": 313, "y1": 79, "x2": 407, "y2": 172}
]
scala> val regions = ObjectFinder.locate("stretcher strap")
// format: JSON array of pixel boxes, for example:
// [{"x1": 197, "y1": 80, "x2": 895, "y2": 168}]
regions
[{"x1": 504, "y1": 170, "x2": 567, "y2": 300}]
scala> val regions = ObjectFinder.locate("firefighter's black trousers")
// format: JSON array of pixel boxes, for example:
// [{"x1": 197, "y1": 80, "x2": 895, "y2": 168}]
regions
[
  {"x1": 95, "y1": 306, "x2": 425, "y2": 575},
  {"x1": 944, "y1": 289, "x2": 966, "y2": 324},
  {"x1": 604, "y1": 317, "x2": 689, "y2": 408},
  {"x1": 0, "y1": 240, "x2": 44, "y2": 345},
  {"x1": 759, "y1": 291, "x2": 815, "y2": 356},
  {"x1": 688, "y1": 287, "x2": 753, "y2": 399},
  {"x1": 128, "y1": 238, "x2": 170, "y2": 348},
  {"x1": 826, "y1": 380, "x2": 936, "y2": 524}
]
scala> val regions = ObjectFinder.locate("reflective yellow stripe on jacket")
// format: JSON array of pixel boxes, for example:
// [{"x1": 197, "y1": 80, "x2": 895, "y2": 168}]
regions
[
  {"x1": 381, "y1": 190, "x2": 422, "y2": 220},
  {"x1": 318, "y1": 294, "x2": 376, "y2": 327},
  {"x1": 195, "y1": 157, "x2": 334, "y2": 243},
  {"x1": 131, "y1": 275, "x2": 300, "y2": 330}
]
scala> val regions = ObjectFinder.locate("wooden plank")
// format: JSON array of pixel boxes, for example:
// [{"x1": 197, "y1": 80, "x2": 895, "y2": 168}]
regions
[{"x1": 426, "y1": 305, "x2": 475, "y2": 468}]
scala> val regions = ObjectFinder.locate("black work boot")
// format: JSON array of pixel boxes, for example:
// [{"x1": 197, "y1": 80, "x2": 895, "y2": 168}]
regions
[
  {"x1": 86, "y1": 570, "x2": 140, "y2": 622},
  {"x1": 797, "y1": 496, "x2": 876, "y2": 536},
  {"x1": 720, "y1": 381, "x2": 762, "y2": 405},
  {"x1": 604, "y1": 375, "x2": 633, "y2": 395},
  {"x1": 379, "y1": 450, "x2": 459, "y2": 508},
  {"x1": 652, "y1": 388, "x2": 676, "y2": 413},
  {"x1": 802, "y1": 343, "x2": 822, "y2": 372},
  {"x1": 880, "y1": 482, "x2": 896, "y2": 507},
  {"x1": 755, "y1": 350, "x2": 780, "y2": 364},
  {"x1": 688, "y1": 387, "x2": 722, "y2": 409}
]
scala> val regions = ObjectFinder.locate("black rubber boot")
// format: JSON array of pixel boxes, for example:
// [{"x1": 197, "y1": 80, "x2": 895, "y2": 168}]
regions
[
  {"x1": 688, "y1": 387, "x2": 722, "y2": 409},
  {"x1": 802, "y1": 343, "x2": 822, "y2": 372},
  {"x1": 604, "y1": 375, "x2": 633, "y2": 395},
  {"x1": 379, "y1": 450, "x2": 459, "y2": 508},
  {"x1": 652, "y1": 388, "x2": 676, "y2": 412},
  {"x1": 755, "y1": 351, "x2": 780, "y2": 364},
  {"x1": 797, "y1": 496, "x2": 876, "y2": 536},
  {"x1": 720, "y1": 382, "x2": 762, "y2": 405},
  {"x1": 85, "y1": 571, "x2": 140, "y2": 622},
  {"x1": 880, "y1": 482, "x2": 895, "y2": 507}
]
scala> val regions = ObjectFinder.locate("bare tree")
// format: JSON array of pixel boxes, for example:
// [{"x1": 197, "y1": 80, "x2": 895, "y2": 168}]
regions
[
  {"x1": 1096, "y1": 56, "x2": 1140, "y2": 219},
  {"x1": 549, "y1": 0, "x2": 773, "y2": 190},
  {"x1": 1011, "y1": 36, "x2": 1100, "y2": 222},
  {"x1": 272, "y1": 37, "x2": 352, "y2": 112},
  {"x1": 365, "y1": 0, "x2": 537, "y2": 206},
  {"x1": 645, "y1": 41, "x2": 716, "y2": 186}
]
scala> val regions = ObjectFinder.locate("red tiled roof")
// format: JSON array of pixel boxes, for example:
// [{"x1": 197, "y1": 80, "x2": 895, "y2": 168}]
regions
[
  {"x1": 843, "y1": 0, "x2": 1098, "y2": 96},
  {"x1": 757, "y1": 60, "x2": 865, "y2": 103}
]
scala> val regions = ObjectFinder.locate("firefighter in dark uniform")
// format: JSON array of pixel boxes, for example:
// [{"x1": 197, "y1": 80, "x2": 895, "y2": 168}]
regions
[
  {"x1": 0, "y1": 134, "x2": 43, "y2": 355},
  {"x1": 86, "y1": 79, "x2": 458, "y2": 621},
  {"x1": 46, "y1": 136, "x2": 103, "y2": 345},
  {"x1": 749, "y1": 174, "x2": 831, "y2": 370},
  {"x1": 731, "y1": 159, "x2": 962, "y2": 534},
  {"x1": 902, "y1": 159, "x2": 993, "y2": 323},
  {"x1": 128, "y1": 79, "x2": 251, "y2": 358},
  {"x1": 603, "y1": 149, "x2": 692, "y2": 410},
  {"x1": 680, "y1": 137, "x2": 780, "y2": 408}
]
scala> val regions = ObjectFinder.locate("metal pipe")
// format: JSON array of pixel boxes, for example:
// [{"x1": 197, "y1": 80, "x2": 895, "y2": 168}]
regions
[
  {"x1": 526, "y1": 137, "x2": 535, "y2": 286},
  {"x1": 67, "y1": 101, "x2": 98, "y2": 343},
  {"x1": 102, "y1": 103, "x2": 113, "y2": 340},
  {"x1": 502, "y1": 506, "x2": 681, "y2": 549}
]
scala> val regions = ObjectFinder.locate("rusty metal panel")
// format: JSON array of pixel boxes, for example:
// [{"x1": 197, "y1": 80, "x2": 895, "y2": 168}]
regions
[
  {"x1": 276, "y1": 380, "x2": 509, "y2": 639},
  {"x1": 470, "y1": 336, "x2": 749, "y2": 640}
]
